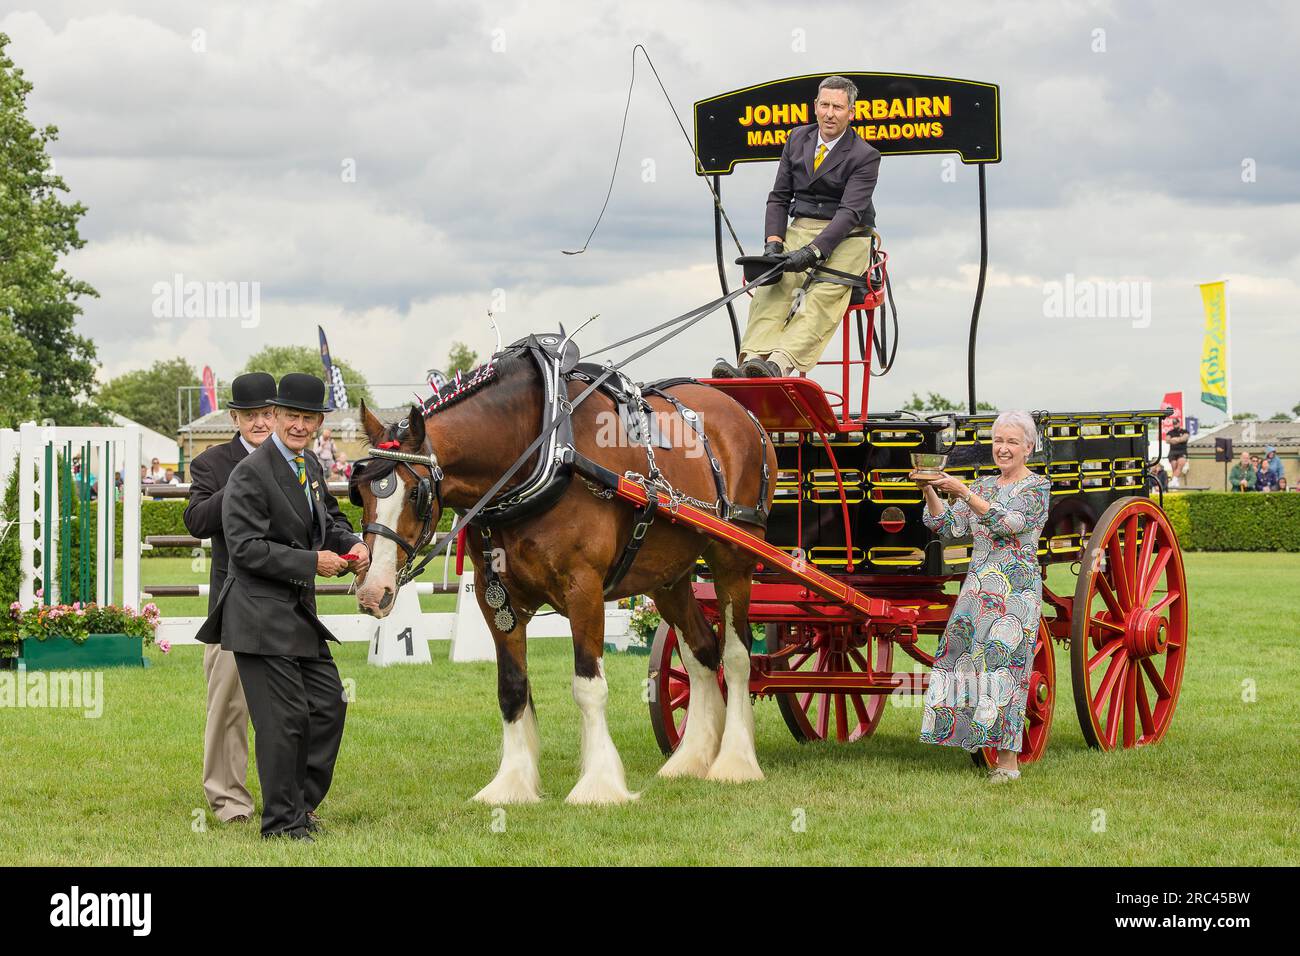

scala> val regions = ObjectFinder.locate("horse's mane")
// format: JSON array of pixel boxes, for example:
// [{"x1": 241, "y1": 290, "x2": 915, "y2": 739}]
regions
[{"x1": 349, "y1": 347, "x2": 531, "y2": 493}]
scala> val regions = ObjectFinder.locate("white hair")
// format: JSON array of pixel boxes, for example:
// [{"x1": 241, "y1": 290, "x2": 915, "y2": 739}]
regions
[{"x1": 993, "y1": 410, "x2": 1038, "y2": 453}]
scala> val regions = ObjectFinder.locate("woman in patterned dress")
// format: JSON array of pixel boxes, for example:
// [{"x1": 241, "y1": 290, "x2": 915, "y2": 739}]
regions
[{"x1": 914, "y1": 411, "x2": 1052, "y2": 783}]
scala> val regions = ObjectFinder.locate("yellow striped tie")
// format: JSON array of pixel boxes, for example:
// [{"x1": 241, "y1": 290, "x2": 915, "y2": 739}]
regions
[
  {"x1": 813, "y1": 143, "x2": 827, "y2": 171},
  {"x1": 293, "y1": 454, "x2": 313, "y2": 516}
]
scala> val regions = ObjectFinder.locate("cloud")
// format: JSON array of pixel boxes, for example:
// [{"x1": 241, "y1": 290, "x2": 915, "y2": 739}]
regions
[{"x1": 3, "y1": 0, "x2": 1297, "y2": 423}]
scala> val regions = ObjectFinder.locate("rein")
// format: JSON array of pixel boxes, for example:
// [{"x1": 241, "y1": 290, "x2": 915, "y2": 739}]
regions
[{"x1": 360, "y1": 261, "x2": 784, "y2": 587}]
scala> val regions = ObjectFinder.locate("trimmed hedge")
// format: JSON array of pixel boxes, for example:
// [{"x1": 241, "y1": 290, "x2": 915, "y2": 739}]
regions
[{"x1": 1163, "y1": 492, "x2": 1300, "y2": 551}]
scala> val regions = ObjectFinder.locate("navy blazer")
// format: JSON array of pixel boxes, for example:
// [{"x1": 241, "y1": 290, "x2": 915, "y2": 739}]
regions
[{"x1": 763, "y1": 124, "x2": 881, "y2": 257}]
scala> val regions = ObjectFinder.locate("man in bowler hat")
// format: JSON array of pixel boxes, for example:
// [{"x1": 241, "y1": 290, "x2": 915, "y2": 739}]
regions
[
  {"x1": 184, "y1": 371, "x2": 277, "y2": 824},
  {"x1": 197, "y1": 373, "x2": 370, "y2": 840}
]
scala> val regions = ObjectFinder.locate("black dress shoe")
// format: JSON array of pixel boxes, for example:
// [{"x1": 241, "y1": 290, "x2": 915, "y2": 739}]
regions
[
  {"x1": 305, "y1": 811, "x2": 324, "y2": 834},
  {"x1": 262, "y1": 826, "x2": 314, "y2": 842},
  {"x1": 740, "y1": 357, "x2": 783, "y2": 378},
  {"x1": 711, "y1": 357, "x2": 742, "y2": 378}
]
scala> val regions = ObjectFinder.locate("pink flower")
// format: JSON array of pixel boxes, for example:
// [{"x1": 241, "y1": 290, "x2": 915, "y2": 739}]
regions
[{"x1": 157, "y1": 638, "x2": 171, "y2": 654}]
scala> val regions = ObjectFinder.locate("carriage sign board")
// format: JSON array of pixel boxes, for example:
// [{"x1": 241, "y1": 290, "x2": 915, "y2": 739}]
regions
[{"x1": 693, "y1": 72, "x2": 1001, "y2": 175}]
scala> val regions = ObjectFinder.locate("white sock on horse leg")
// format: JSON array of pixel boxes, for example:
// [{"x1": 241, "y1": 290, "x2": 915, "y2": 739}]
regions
[
  {"x1": 707, "y1": 606, "x2": 764, "y2": 783},
  {"x1": 472, "y1": 700, "x2": 542, "y2": 804},
  {"x1": 658, "y1": 635, "x2": 725, "y2": 779},
  {"x1": 567, "y1": 661, "x2": 637, "y2": 804}
]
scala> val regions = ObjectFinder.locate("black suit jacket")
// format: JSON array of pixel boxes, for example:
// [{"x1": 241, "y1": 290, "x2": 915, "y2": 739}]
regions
[
  {"x1": 195, "y1": 441, "x2": 362, "y2": 657},
  {"x1": 763, "y1": 124, "x2": 881, "y2": 257},
  {"x1": 183, "y1": 436, "x2": 250, "y2": 613}
]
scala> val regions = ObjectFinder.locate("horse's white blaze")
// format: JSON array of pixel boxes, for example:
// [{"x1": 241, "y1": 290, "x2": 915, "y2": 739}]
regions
[
  {"x1": 472, "y1": 700, "x2": 542, "y2": 804},
  {"x1": 356, "y1": 488, "x2": 403, "y2": 615},
  {"x1": 706, "y1": 605, "x2": 764, "y2": 783},
  {"x1": 566, "y1": 661, "x2": 637, "y2": 805},
  {"x1": 658, "y1": 632, "x2": 725, "y2": 779}
]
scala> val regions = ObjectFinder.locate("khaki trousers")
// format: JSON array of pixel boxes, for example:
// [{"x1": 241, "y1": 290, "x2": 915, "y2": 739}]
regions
[
  {"x1": 740, "y1": 218, "x2": 874, "y2": 373},
  {"x1": 203, "y1": 642, "x2": 254, "y2": 821}
]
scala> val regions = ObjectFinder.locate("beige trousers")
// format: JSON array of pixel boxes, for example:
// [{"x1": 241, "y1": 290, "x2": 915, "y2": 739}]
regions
[
  {"x1": 740, "y1": 218, "x2": 874, "y2": 373},
  {"x1": 203, "y1": 641, "x2": 254, "y2": 821}
]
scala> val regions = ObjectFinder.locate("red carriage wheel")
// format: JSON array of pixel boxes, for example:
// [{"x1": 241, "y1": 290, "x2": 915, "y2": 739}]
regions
[
  {"x1": 972, "y1": 618, "x2": 1056, "y2": 768},
  {"x1": 647, "y1": 621, "x2": 726, "y2": 756},
  {"x1": 770, "y1": 623, "x2": 894, "y2": 743},
  {"x1": 1069, "y1": 496, "x2": 1188, "y2": 751}
]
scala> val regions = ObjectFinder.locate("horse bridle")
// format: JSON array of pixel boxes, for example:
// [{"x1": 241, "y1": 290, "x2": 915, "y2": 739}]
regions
[{"x1": 350, "y1": 436, "x2": 444, "y2": 588}]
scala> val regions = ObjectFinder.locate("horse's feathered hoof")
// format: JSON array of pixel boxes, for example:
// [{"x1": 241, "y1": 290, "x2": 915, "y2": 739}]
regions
[
  {"x1": 472, "y1": 772, "x2": 543, "y2": 805},
  {"x1": 657, "y1": 745, "x2": 717, "y2": 779},
  {"x1": 705, "y1": 750, "x2": 765, "y2": 783},
  {"x1": 564, "y1": 774, "x2": 639, "y2": 806}
]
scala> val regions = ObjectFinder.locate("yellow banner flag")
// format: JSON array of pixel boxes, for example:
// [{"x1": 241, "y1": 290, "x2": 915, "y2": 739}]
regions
[{"x1": 1198, "y1": 280, "x2": 1229, "y2": 413}]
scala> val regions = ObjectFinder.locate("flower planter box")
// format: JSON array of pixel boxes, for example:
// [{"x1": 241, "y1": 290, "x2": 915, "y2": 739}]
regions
[{"x1": 18, "y1": 633, "x2": 146, "y2": 670}]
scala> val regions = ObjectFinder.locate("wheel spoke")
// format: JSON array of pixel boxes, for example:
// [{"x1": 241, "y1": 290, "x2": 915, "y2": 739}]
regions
[
  {"x1": 1138, "y1": 548, "x2": 1173, "y2": 608},
  {"x1": 848, "y1": 648, "x2": 871, "y2": 674},
  {"x1": 1135, "y1": 518, "x2": 1157, "y2": 592},
  {"x1": 1095, "y1": 573, "x2": 1125, "y2": 620},
  {"x1": 670, "y1": 689, "x2": 689, "y2": 709},
  {"x1": 1141, "y1": 656, "x2": 1171, "y2": 700},
  {"x1": 1105, "y1": 534, "x2": 1130, "y2": 609},
  {"x1": 1123, "y1": 661, "x2": 1138, "y2": 748},
  {"x1": 1090, "y1": 615, "x2": 1126, "y2": 636},
  {"x1": 851, "y1": 693, "x2": 870, "y2": 728},
  {"x1": 834, "y1": 693, "x2": 849, "y2": 741},
  {"x1": 668, "y1": 667, "x2": 689, "y2": 685},
  {"x1": 789, "y1": 651, "x2": 812, "y2": 671},
  {"x1": 1148, "y1": 589, "x2": 1181, "y2": 616},
  {"x1": 1135, "y1": 669, "x2": 1156, "y2": 741},
  {"x1": 1103, "y1": 657, "x2": 1129, "y2": 749},
  {"x1": 1088, "y1": 637, "x2": 1124, "y2": 674},
  {"x1": 797, "y1": 691, "x2": 813, "y2": 711},
  {"x1": 1123, "y1": 515, "x2": 1140, "y2": 605},
  {"x1": 1092, "y1": 648, "x2": 1128, "y2": 716},
  {"x1": 815, "y1": 693, "x2": 830, "y2": 739}
]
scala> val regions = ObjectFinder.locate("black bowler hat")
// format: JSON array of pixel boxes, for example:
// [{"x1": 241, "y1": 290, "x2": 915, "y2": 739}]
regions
[
  {"x1": 227, "y1": 372, "x2": 277, "y2": 409},
  {"x1": 270, "y1": 373, "x2": 331, "y2": 413}
]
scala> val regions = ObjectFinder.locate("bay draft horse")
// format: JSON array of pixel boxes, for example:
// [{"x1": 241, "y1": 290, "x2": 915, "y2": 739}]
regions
[{"x1": 350, "y1": 349, "x2": 776, "y2": 805}]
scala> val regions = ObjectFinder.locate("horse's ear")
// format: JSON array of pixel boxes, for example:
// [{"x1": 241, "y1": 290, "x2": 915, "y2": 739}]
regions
[
  {"x1": 360, "y1": 400, "x2": 385, "y2": 445},
  {"x1": 406, "y1": 404, "x2": 426, "y2": 446}
]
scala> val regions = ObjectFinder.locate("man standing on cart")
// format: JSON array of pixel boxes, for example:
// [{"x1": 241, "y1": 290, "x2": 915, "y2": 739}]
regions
[{"x1": 713, "y1": 75, "x2": 881, "y2": 379}]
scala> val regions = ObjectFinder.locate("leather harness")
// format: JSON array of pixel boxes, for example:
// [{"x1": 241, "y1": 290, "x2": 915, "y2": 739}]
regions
[{"x1": 353, "y1": 329, "x2": 773, "y2": 619}]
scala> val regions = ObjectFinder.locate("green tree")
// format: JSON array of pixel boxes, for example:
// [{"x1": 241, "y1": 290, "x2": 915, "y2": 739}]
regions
[
  {"x1": 1232, "y1": 412, "x2": 1259, "y2": 421},
  {"x1": 446, "y1": 341, "x2": 478, "y2": 375},
  {"x1": 1292, "y1": 401, "x2": 1300, "y2": 419},
  {"x1": 98, "y1": 357, "x2": 199, "y2": 436},
  {"x1": 0, "y1": 317, "x2": 38, "y2": 427},
  {"x1": 238, "y1": 345, "x2": 372, "y2": 409},
  {"x1": 902, "y1": 391, "x2": 995, "y2": 413},
  {"x1": 0, "y1": 34, "x2": 102, "y2": 426},
  {"x1": 1268, "y1": 412, "x2": 1291, "y2": 422}
]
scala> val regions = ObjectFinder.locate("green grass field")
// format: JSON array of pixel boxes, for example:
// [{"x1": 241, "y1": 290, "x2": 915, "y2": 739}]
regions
[{"x1": 2, "y1": 553, "x2": 1296, "y2": 866}]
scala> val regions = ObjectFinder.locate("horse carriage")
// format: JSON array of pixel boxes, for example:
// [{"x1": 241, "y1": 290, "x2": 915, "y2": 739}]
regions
[
  {"x1": 348, "y1": 73, "x2": 1187, "y2": 804},
  {"x1": 646, "y1": 72, "x2": 1188, "y2": 765}
]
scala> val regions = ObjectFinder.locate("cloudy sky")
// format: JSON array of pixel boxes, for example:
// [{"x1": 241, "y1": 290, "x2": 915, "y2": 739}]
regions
[{"x1": 5, "y1": 0, "x2": 1298, "y2": 421}]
